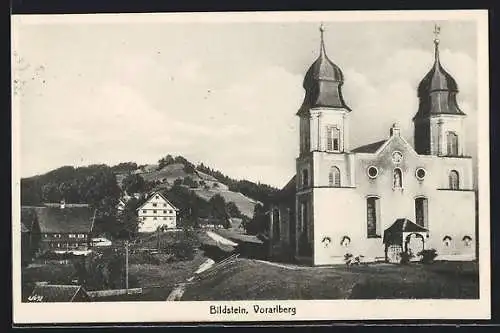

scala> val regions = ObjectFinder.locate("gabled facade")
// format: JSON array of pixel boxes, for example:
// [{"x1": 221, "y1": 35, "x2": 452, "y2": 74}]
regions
[
  {"x1": 136, "y1": 191, "x2": 179, "y2": 232},
  {"x1": 269, "y1": 25, "x2": 476, "y2": 265},
  {"x1": 21, "y1": 202, "x2": 96, "y2": 254}
]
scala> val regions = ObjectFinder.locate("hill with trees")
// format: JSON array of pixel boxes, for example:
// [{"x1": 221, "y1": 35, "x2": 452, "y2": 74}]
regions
[{"x1": 21, "y1": 155, "x2": 278, "y2": 238}]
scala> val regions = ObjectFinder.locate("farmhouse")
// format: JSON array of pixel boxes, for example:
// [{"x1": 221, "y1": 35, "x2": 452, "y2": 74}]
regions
[
  {"x1": 269, "y1": 25, "x2": 476, "y2": 265},
  {"x1": 21, "y1": 201, "x2": 96, "y2": 254},
  {"x1": 136, "y1": 191, "x2": 179, "y2": 232}
]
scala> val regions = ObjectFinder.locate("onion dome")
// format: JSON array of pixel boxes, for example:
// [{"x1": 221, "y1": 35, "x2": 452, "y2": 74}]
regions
[
  {"x1": 414, "y1": 26, "x2": 465, "y2": 119},
  {"x1": 297, "y1": 24, "x2": 351, "y2": 115}
]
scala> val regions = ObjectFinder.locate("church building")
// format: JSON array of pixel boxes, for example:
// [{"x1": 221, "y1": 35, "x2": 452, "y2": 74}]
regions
[{"x1": 269, "y1": 25, "x2": 476, "y2": 265}]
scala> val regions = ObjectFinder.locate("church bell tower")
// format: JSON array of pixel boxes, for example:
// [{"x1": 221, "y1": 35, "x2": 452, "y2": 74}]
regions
[{"x1": 413, "y1": 25, "x2": 467, "y2": 157}]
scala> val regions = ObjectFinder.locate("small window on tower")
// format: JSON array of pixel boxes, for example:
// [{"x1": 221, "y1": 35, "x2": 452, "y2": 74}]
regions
[
  {"x1": 302, "y1": 169, "x2": 309, "y2": 187},
  {"x1": 326, "y1": 126, "x2": 340, "y2": 152}
]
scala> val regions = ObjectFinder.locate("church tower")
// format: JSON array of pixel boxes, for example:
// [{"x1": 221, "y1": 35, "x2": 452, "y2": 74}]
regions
[
  {"x1": 413, "y1": 25, "x2": 467, "y2": 156},
  {"x1": 297, "y1": 24, "x2": 351, "y2": 158},
  {"x1": 296, "y1": 24, "x2": 351, "y2": 189}
]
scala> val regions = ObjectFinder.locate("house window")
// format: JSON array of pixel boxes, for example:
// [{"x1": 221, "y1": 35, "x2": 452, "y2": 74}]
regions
[
  {"x1": 446, "y1": 131, "x2": 459, "y2": 156},
  {"x1": 367, "y1": 197, "x2": 381, "y2": 238},
  {"x1": 163, "y1": 210, "x2": 167, "y2": 214},
  {"x1": 69, "y1": 234, "x2": 76, "y2": 238},
  {"x1": 153, "y1": 217, "x2": 157, "y2": 220},
  {"x1": 463, "y1": 236, "x2": 472, "y2": 247},
  {"x1": 326, "y1": 126, "x2": 340, "y2": 152},
  {"x1": 143, "y1": 217, "x2": 147, "y2": 221},
  {"x1": 78, "y1": 234, "x2": 85, "y2": 238},
  {"x1": 44, "y1": 234, "x2": 48, "y2": 238},
  {"x1": 169, "y1": 210, "x2": 173, "y2": 214},
  {"x1": 155, "y1": 195, "x2": 160, "y2": 199},
  {"x1": 54, "y1": 234, "x2": 61, "y2": 238},
  {"x1": 443, "y1": 236, "x2": 452, "y2": 247},
  {"x1": 415, "y1": 197, "x2": 429, "y2": 228},
  {"x1": 393, "y1": 168, "x2": 402, "y2": 189},
  {"x1": 328, "y1": 166, "x2": 341, "y2": 187},
  {"x1": 163, "y1": 217, "x2": 167, "y2": 220},
  {"x1": 153, "y1": 210, "x2": 157, "y2": 214},
  {"x1": 143, "y1": 210, "x2": 147, "y2": 213},
  {"x1": 449, "y1": 170, "x2": 460, "y2": 190},
  {"x1": 56, "y1": 243, "x2": 61, "y2": 248},
  {"x1": 163, "y1": 203, "x2": 167, "y2": 207},
  {"x1": 302, "y1": 169, "x2": 309, "y2": 187},
  {"x1": 152, "y1": 203, "x2": 157, "y2": 207}
]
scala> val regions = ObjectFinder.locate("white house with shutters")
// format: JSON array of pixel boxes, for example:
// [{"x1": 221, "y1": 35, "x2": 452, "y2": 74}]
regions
[{"x1": 136, "y1": 191, "x2": 179, "y2": 232}]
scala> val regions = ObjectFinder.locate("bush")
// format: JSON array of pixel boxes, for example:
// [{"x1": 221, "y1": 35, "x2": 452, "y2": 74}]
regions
[
  {"x1": 418, "y1": 249, "x2": 438, "y2": 264},
  {"x1": 400, "y1": 251, "x2": 412, "y2": 265},
  {"x1": 344, "y1": 253, "x2": 364, "y2": 266}
]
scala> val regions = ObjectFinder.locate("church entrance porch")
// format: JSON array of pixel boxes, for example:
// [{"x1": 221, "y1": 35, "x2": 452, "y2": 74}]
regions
[{"x1": 383, "y1": 218, "x2": 428, "y2": 264}]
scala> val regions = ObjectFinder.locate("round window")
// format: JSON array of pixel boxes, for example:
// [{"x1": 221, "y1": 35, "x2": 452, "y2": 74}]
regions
[
  {"x1": 416, "y1": 168, "x2": 426, "y2": 180},
  {"x1": 367, "y1": 166, "x2": 378, "y2": 178}
]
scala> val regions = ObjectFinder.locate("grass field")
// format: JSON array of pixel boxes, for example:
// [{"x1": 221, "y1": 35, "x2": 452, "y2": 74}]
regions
[{"x1": 181, "y1": 259, "x2": 479, "y2": 300}]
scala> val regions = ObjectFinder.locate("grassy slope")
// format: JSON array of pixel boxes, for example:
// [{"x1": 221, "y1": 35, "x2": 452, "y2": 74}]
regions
[
  {"x1": 126, "y1": 163, "x2": 258, "y2": 218},
  {"x1": 182, "y1": 259, "x2": 479, "y2": 300}
]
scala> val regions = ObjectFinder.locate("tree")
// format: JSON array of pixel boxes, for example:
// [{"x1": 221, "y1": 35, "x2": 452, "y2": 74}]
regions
[
  {"x1": 173, "y1": 178, "x2": 183, "y2": 187},
  {"x1": 245, "y1": 204, "x2": 268, "y2": 235},
  {"x1": 116, "y1": 198, "x2": 142, "y2": 239},
  {"x1": 209, "y1": 194, "x2": 227, "y2": 220},
  {"x1": 226, "y1": 201, "x2": 241, "y2": 218},
  {"x1": 182, "y1": 176, "x2": 198, "y2": 188},
  {"x1": 122, "y1": 174, "x2": 146, "y2": 194},
  {"x1": 158, "y1": 155, "x2": 175, "y2": 170}
]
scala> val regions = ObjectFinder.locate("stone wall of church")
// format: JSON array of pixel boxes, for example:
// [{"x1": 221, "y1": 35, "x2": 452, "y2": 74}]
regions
[{"x1": 426, "y1": 190, "x2": 476, "y2": 260}]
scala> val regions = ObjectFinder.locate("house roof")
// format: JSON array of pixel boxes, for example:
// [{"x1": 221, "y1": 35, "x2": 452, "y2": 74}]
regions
[
  {"x1": 21, "y1": 205, "x2": 95, "y2": 234},
  {"x1": 351, "y1": 140, "x2": 387, "y2": 153},
  {"x1": 383, "y1": 218, "x2": 428, "y2": 244},
  {"x1": 136, "y1": 191, "x2": 179, "y2": 211},
  {"x1": 29, "y1": 285, "x2": 88, "y2": 302}
]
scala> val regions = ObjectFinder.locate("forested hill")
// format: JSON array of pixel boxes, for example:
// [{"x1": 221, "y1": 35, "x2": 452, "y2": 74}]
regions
[{"x1": 20, "y1": 155, "x2": 279, "y2": 216}]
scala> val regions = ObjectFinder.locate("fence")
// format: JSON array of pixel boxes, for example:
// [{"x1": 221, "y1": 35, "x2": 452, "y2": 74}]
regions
[{"x1": 87, "y1": 288, "x2": 142, "y2": 298}]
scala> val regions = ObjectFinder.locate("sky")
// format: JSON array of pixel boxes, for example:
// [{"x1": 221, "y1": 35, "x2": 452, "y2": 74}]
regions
[{"x1": 12, "y1": 16, "x2": 478, "y2": 188}]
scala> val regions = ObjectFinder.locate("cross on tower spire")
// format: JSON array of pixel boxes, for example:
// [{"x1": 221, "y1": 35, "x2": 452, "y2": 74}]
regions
[
  {"x1": 433, "y1": 23, "x2": 441, "y2": 44},
  {"x1": 319, "y1": 23, "x2": 326, "y2": 55}
]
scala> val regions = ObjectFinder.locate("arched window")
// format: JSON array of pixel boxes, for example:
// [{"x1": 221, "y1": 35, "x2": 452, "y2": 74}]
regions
[
  {"x1": 366, "y1": 196, "x2": 381, "y2": 238},
  {"x1": 449, "y1": 170, "x2": 460, "y2": 190},
  {"x1": 328, "y1": 166, "x2": 341, "y2": 187},
  {"x1": 393, "y1": 168, "x2": 402, "y2": 189},
  {"x1": 446, "y1": 131, "x2": 459, "y2": 156},
  {"x1": 327, "y1": 126, "x2": 340, "y2": 152},
  {"x1": 443, "y1": 236, "x2": 452, "y2": 247},
  {"x1": 415, "y1": 197, "x2": 429, "y2": 228},
  {"x1": 463, "y1": 235, "x2": 472, "y2": 247},
  {"x1": 302, "y1": 169, "x2": 309, "y2": 187}
]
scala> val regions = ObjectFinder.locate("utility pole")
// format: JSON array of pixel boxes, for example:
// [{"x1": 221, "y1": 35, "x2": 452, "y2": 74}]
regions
[
  {"x1": 156, "y1": 227, "x2": 160, "y2": 251},
  {"x1": 125, "y1": 240, "x2": 129, "y2": 292}
]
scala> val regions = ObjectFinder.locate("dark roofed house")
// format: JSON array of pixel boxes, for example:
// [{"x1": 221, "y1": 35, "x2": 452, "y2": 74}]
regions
[
  {"x1": 21, "y1": 201, "x2": 96, "y2": 254},
  {"x1": 28, "y1": 284, "x2": 91, "y2": 303}
]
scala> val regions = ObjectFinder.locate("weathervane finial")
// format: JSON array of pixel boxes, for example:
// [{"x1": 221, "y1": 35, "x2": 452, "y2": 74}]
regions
[
  {"x1": 433, "y1": 23, "x2": 441, "y2": 44},
  {"x1": 319, "y1": 23, "x2": 326, "y2": 55}
]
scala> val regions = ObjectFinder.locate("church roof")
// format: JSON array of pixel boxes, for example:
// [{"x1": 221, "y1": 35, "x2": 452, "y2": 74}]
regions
[
  {"x1": 298, "y1": 25, "x2": 350, "y2": 115},
  {"x1": 351, "y1": 140, "x2": 387, "y2": 153},
  {"x1": 271, "y1": 175, "x2": 296, "y2": 202},
  {"x1": 414, "y1": 27, "x2": 465, "y2": 119}
]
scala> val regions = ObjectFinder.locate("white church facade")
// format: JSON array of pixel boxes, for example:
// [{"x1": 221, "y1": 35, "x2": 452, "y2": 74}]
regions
[{"x1": 269, "y1": 26, "x2": 477, "y2": 265}]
